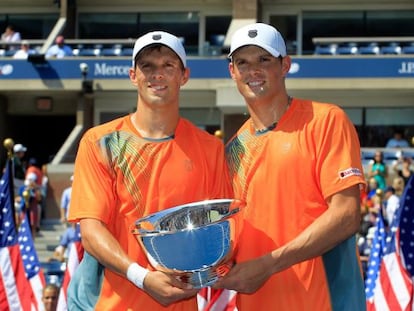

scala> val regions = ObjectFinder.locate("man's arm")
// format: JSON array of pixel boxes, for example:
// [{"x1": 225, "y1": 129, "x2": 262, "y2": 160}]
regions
[
  {"x1": 214, "y1": 184, "x2": 361, "y2": 293},
  {"x1": 60, "y1": 190, "x2": 68, "y2": 223},
  {"x1": 79, "y1": 218, "x2": 199, "y2": 306}
]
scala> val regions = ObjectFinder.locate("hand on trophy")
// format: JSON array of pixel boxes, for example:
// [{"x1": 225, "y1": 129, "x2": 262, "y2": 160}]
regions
[
  {"x1": 213, "y1": 254, "x2": 274, "y2": 294},
  {"x1": 141, "y1": 270, "x2": 199, "y2": 307}
]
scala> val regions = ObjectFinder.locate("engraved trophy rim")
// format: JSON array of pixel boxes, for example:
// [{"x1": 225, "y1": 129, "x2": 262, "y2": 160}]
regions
[{"x1": 133, "y1": 198, "x2": 244, "y2": 236}]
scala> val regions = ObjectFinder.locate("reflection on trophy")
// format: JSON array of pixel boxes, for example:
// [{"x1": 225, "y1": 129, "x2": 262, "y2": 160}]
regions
[{"x1": 132, "y1": 199, "x2": 245, "y2": 288}]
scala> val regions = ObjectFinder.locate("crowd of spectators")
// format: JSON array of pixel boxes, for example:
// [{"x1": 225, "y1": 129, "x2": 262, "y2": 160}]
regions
[
  {"x1": 358, "y1": 134, "x2": 414, "y2": 278},
  {"x1": 1, "y1": 25, "x2": 74, "y2": 59},
  {"x1": 7, "y1": 143, "x2": 48, "y2": 239}
]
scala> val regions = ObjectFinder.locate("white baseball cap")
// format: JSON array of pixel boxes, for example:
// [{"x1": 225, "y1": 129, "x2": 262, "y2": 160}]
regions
[
  {"x1": 228, "y1": 23, "x2": 287, "y2": 58},
  {"x1": 132, "y1": 31, "x2": 186, "y2": 67},
  {"x1": 13, "y1": 143, "x2": 27, "y2": 153}
]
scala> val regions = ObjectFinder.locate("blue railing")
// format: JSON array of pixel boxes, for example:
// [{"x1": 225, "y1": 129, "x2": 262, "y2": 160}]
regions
[{"x1": 0, "y1": 55, "x2": 414, "y2": 81}]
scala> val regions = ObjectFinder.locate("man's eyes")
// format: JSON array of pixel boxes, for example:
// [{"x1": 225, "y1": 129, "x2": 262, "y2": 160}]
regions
[
  {"x1": 259, "y1": 56, "x2": 272, "y2": 62},
  {"x1": 139, "y1": 62, "x2": 177, "y2": 69},
  {"x1": 235, "y1": 57, "x2": 272, "y2": 66}
]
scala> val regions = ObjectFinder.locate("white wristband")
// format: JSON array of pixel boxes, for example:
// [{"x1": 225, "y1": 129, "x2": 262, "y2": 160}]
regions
[{"x1": 126, "y1": 263, "x2": 149, "y2": 289}]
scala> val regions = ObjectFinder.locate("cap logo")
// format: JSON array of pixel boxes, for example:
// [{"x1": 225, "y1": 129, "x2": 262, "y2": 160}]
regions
[
  {"x1": 248, "y1": 30, "x2": 258, "y2": 38},
  {"x1": 152, "y1": 34, "x2": 162, "y2": 41}
]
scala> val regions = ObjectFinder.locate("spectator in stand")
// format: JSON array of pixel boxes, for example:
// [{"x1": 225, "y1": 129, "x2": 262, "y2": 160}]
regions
[
  {"x1": 368, "y1": 150, "x2": 388, "y2": 190},
  {"x1": 1, "y1": 25, "x2": 21, "y2": 50},
  {"x1": 383, "y1": 186, "x2": 400, "y2": 227},
  {"x1": 391, "y1": 176, "x2": 405, "y2": 198},
  {"x1": 18, "y1": 172, "x2": 42, "y2": 239},
  {"x1": 26, "y1": 157, "x2": 43, "y2": 231},
  {"x1": 360, "y1": 179, "x2": 377, "y2": 236},
  {"x1": 60, "y1": 175, "x2": 73, "y2": 224},
  {"x1": 360, "y1": 183, "x2": 383, "y2": 238},
  {"x1": 14, "y1": 195, "x2": 25, "y2": 228},
  {"x1": 393, "y1": 156, "x2": 413, "y2": 186},
  {"x1": 386, "y1": 129, "x2": 409, "y2": 148},
  {"x1": 41, "y1": 164, "x2": 49, "y2": 219},
  {"x1": 49, "y1": 223, "x2": 80, "y2": 262},
  {"x1": 12, "y1": 143, "x2": 27, "y2": 194},
  {"x1": 366, "y1": 176, "x2": 379, "y2": 200},
  {"x1": 46, "y1": 35, "x2": 73, "y2": 58},
  {"x1": 358, "y1": 226, "x2": 376, "y2": 279},
  {"x1": 26, "y1": 158, "x2": 43, "y2": 187},
  {"x1": 41, "y1": 283, "x2": 59, "y2": 311},
  {"x1": 13, "y1": 40, "x2": 35, "y2": 59}
]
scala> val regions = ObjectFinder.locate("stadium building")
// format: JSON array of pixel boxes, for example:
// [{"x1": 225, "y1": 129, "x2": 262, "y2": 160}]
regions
[{"x1": 1, "y1": 0, "x2": 413, "y2": 216}]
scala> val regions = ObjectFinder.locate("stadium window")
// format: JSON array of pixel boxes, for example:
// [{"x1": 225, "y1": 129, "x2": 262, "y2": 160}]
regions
[
  {"x1": 302, "y1": 10, "x2": 414, "y2": 55},
  {"x1": 205, "y1": 15, "x2": 231, "y2": 56},
  {"x1": 78, "y1": 12, "x2": 200, "y2": 55},
  {"x1": 365, "y1": 11, "x2": 414, "y2": 37},
  {"x1": 302, "y1": 11, "x2": 364, "y2": 55},
  {"x1": 269, "y1": 15, "x2": 297, "y2": 55},
  {"x1": 364, "y1": 108, "x2": 414, "y2": 147},
  {"x1": 0, "y1": 13, "x2": 57, "y2": 39},
  {"x1": 139, "y1": 12, "x2": 199, "y2": 55},
  {"x1": 78, "y1": 13, "x2": 138, "y2": 39}
]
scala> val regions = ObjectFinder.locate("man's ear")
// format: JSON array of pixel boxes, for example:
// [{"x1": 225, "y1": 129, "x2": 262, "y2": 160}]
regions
[
  {"x1": 129, "y1": 68, "x2": 137, "y2": 85},
  {"x1": 181, "y1": 68, "x2": 190, "y2": 86},
  {"x1": 281, "y1": 56, "x2": 291, "y2": 76},
  {"x1": 229, "y1": 62, "x2": 236, "y2": 80}
]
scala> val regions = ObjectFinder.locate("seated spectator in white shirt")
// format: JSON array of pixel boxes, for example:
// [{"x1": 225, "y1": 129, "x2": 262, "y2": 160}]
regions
[
  {"x1": 383, "y1": 186, "x2": 400, "y2": 226},
  {"x1": 1, "y1": 25, "x2": 21, "y2": 50},
  {"x1": 13, "y1": 40, "x2": 35, "y2": 59},
  {"x1": 45, "y1": 35, "x2": 73, "y2": 58}
]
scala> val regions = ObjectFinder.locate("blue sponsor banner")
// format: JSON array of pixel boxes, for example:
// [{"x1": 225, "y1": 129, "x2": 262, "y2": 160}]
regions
[{"x1": 0, "y1": 57, "x2": 413, "y2": 80}]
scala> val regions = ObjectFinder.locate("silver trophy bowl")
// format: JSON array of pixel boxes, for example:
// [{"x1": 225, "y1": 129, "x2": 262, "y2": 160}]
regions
[{"x1": 132, "y1": 199, "x2": 245, "y2": 288}]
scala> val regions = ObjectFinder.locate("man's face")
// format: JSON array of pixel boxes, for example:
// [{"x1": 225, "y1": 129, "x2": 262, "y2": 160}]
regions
[
  {"x1": 16, "y1": 151, "x2": 25, "y2": 158},
  {"x1": 229, "y1": 45, "x2": 290, "y2": 103},
  {"x1": 129, "y1": 45, "x2": 189, "y2": 107},
  {"x1": 42, "y1": 288, "x2": 58, "y2": 311}
]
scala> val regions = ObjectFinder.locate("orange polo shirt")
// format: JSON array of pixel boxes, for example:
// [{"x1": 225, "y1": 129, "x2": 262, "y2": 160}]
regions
[
  {"x1": 69, "y1": 116, "x2": 232, "y2": 311},
  {"x1": 226, "y1": 98, "x2": 366, "y2": 311}
]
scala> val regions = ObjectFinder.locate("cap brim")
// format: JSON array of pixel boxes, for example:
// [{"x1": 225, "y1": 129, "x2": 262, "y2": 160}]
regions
[{"x1": 228, "y1": 43, "x2": 282, "y2": 58}]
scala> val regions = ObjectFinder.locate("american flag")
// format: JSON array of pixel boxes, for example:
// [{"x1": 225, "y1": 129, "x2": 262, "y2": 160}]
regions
[
  {"x1": 0, "y1": 160, "x2": 36, "y2": 310},
  {"x1": 56, "y1": 224, "x2": 83, "y2": 311},
  {"x1": 18, "y1": 215, "x2": 46, "y2": 310},
  {"x1": 365, "y1": 175, "x2": 414, "y2": 310},
  {"x1": 197, "y1": 288, "x2": 238, "y2": 311}
]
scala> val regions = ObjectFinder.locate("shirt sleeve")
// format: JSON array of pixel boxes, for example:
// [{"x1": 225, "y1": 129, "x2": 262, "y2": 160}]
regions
[
  {"x1": 68, "y1": 131, "x2": 116, "y2": 224},
  {"x1": 316, "y1": 105, "x2": 366, "y2": 199}
]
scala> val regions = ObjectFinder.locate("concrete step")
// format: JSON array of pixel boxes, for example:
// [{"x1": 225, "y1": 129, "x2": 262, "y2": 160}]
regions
[{"x1": 35, "y1": 218, "x2": 68, "y2": 264}]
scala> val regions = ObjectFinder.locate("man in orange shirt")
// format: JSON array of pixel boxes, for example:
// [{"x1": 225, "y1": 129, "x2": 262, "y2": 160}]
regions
[
  {"x1": 214, "y1": 23, "x2": 366, "y2": 310},
  {"x1": 67, "y1": 31, "x2": 232, "y2": 310}
]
